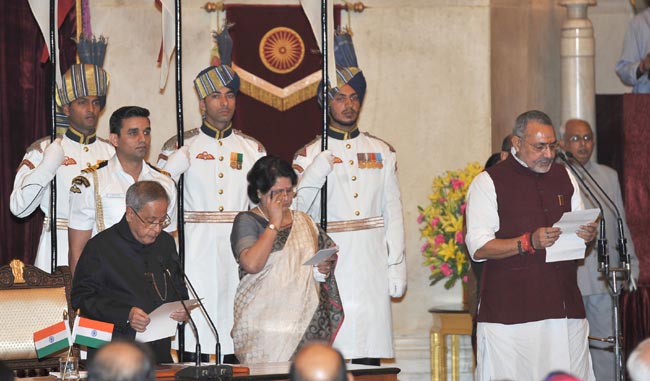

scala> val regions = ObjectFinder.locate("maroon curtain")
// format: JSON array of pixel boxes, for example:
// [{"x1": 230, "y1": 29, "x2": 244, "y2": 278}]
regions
[
  {"x1": 0, "y1": 2, "x2": 77, "y2": 266},
  {"x1": 226, "y1": 5, "x2": 340, "y2": 162}
]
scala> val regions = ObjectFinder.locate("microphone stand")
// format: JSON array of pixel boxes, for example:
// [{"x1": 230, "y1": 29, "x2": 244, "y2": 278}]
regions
[
  {"x1": 162, "y1": 266, "x2": 232, "y2": 380},
  {"x1": 560, "y1": 152, "x2": 629, "y2": 381}
]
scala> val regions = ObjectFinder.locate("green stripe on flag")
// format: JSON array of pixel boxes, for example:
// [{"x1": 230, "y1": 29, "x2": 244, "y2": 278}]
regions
[
  {"x1": 75, "y1": 335, "x2": 109, "y2": 349},
  {"x1": 36, "y1": 339, "x2": 69, "y2": 358}
]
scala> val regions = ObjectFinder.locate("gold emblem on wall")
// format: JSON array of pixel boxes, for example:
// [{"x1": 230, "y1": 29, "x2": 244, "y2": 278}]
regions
[{"x1": 259, "y1": 27, "x2": 305, "y2": 74}]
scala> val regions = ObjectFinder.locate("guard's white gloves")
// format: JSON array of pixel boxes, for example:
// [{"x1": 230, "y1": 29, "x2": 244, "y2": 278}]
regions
[
  {"x1": 388, "y1": 262, "x2": 407, "y2": 298},
  {"x1": 308, "y1": 150, "x2": 337, "y2": 180},
  {"x1": 163, "y1": 146, "x2": 191, "y2": 180},
  {"x1": 39, "y1": 138, "x2": 65, "y2": 178}
]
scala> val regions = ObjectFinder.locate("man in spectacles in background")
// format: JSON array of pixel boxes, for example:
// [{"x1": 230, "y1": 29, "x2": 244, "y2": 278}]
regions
[
  {"x1": 560, "y1": 118, "x2": 639, "y2": 381},
  {"x1": 465, "y1": 110, "x2": 598, "y2": 380},
  {"x1": 72, "y1": 181, "x2": 188, "y2": 364},
  {"x1": 68, "y1": 106, "x2": 177, "y2": 274}
]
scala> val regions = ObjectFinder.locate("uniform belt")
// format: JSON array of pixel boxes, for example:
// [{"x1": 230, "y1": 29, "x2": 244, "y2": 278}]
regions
[
  {"x1": 326, "y1": 216, "x2": 384, "y2": 233},
  {"x1": 43, "y1": 217, "x2": 69, "y2": 231},
  {"x1": 183, "y1": 211, "x2": 239, "y2": 223}
]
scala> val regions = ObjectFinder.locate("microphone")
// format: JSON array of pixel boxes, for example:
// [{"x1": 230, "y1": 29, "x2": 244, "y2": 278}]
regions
[
  {"x1": 557, "y1": 152, "x2": 609, "y2": 275},
  {"x1": 564, "y1": 151, "x2": 632, "y2": 277},
  {"x1": 158, "y1": 258, "x2": 232, "y2": 380}
]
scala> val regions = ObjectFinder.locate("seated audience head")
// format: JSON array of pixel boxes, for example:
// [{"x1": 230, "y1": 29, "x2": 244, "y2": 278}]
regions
[
  {"x1": 125, "y1": 181, "x2": 171, "y2": 245},
  {"x1": 511, "y1": 110, "x2": 557, "y2": 174},
  {"x1": 246, "y1": 155, "x2": 297, "y2": 205},
  {"x1": 289, "y1": 342, "x2": 350, "y2": 381},
  {"x1": 628, "y1": 337, "x2": 650, "y2": 381},
  {"x1": 484, "y1": 153, "x2": 502, "y2": 169},
  {"x1": 559, "y1": 119, "x2": 594, "y2": 165},
  {"x1": 543, "y1": 371, "x2": 582, "y2": 381},
  {"x1": 87, "y1": 340, "x2": 155, "y2": 381}
]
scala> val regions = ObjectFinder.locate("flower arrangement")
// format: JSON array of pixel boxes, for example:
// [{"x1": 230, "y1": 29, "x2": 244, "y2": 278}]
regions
[{"x1": 417, "y1": 162, "x2": 483, "y2": 289}]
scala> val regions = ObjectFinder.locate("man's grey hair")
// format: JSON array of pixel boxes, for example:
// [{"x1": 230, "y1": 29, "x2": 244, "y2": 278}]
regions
[
  {"x1": 628, "y1": 337, "x2": 650, "y2": 381},
  {"x1": 125, "y1": 181, "x2": 169, "y2": 212},
  {"x1": 557, "y1": 118, "x2": 592, "y2": 140},
  {"x1": 513, "y1": 110, "x2": 554, "y2": 138},
  {"x1": 88, "y1": 340, "x2": 155, "y2": 381}
]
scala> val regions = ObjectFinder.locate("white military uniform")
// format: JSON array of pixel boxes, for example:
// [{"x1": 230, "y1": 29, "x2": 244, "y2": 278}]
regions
[
  {"x1": 68, "y1": 155, "x2": 177, "y2": 235},
  {"x1": 292, "y1": 127, "x2": 405, "y2": 359},
  {"x1": 10, "y1": 128, "x2": 114, "y2": 272},
  {"x1": 157, "y1": 123, "x2": 266, "y2": 357}
]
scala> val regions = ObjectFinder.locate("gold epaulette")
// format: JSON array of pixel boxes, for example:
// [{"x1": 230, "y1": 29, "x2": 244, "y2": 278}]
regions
[
  {"x1": 363, "y1": 132, "x2": 396, "y2": 153},
  {"x1": 147, "y1": 162, "x2": 171, "y2": 177},
  {"x1": 293, "y1": 135, "x2": 321, "y2": 160},
  {"x1": 97, "y1": 136, "x2": 110, "y2": 144},
  {"x1": 81, "y1": 160, "x2": 108, "y2": 174},
  {"x1": 161, "y1": 128, "x2": 200, "y2": 152},
  {"x1": 233, "y1": 129, "x2": 266, "y2": 153}
]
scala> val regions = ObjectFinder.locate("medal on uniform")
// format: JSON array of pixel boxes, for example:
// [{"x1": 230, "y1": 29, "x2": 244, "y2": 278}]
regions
[
  {"x1": 231, "y1": 152, "x2": 243, "y2": 170},
  {"x1": 376, "y1": 153, "x2": 383, "y2": 169},
  {"x1": 357, "y1": 153, "x2": 367, "y2": 169}
]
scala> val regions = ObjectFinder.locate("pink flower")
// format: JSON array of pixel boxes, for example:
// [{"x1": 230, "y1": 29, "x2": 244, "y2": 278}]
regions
[
  {"x1": 421, "y1": 242, "x2": 431, "y2": 252},
  {"x1": 430, "y1": 217, "x2": 440, "y2": 227},
  {"x1": 430, "y1": 265, "x2": 436, "y2": 271},
  {"x1": 455, "y1": 231, "x2": 465, "y2": 244},
  {"x1": 440, "y1": 263, "x2": 453, "y2": 276},
  {"x1": 463, "y1": 275, "x2": 468, "y2": 283},
  {"x1": 451, "y1": 179, "x2": 464, "y2": 190},
  {"x1": 460, "y1": 203, "x2": 467, "y2": 214},
  {"x1": 438, "y1": 197, "x2": 447, "y2": 204},
  {"x1": 434, "y1": 234, "x2": 445, "y2": 246},
  {"x1": 417, "y1": 213, "x2": 424, "y2": 224}
]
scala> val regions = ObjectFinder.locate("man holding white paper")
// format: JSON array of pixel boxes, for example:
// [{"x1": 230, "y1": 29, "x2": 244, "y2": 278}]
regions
[
  {"x1": 465, "y1": 110, "x2": 598, "y2": 381},
  {"x1": 72, "y1": 181, "x2": 189, "y2": 363}
]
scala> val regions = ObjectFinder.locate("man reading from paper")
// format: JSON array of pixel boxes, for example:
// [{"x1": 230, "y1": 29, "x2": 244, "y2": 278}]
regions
[
  {"x1": 71, "y1": 181, "x2": 188, "y2": 363},
  {"x1": 465, "y1": 110, "x2": 598, "y2": 381}
]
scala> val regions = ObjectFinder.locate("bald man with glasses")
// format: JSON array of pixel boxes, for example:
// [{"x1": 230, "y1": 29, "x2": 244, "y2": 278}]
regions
[{"x1": 72, "y1": 181, "x2": 189, "y2": 364}]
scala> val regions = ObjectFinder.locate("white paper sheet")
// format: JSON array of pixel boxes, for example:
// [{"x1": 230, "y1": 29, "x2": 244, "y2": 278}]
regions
[
  {"x1": 545, "y1": 208, "x2": 600, "y2": 263},
  {"x1": 303, "y1": 246, "x2": 339, "y2": 266},
  {"x1": 135, "y1": 299, "x2": 199, "y2": 343}
]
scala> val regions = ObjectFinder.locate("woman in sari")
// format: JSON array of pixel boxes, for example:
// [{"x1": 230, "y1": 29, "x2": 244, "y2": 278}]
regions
[{"x1": 230, "y1": 155, "x2": 343, "y2": 363}]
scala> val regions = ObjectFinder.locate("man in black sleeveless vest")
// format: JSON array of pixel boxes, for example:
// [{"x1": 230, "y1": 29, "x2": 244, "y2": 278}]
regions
[{"x1": 465, "y1": 110, "x2": 598, "y2": 381}]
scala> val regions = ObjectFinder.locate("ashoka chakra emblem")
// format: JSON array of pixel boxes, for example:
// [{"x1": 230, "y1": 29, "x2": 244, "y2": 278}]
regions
[{"x1": 259, "y1": 27, "x2": 305, "y2": 74}]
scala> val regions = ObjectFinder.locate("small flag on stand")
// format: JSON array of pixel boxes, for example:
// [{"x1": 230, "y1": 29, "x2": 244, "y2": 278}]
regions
[
  {"x1": 33, "y1": 321, "x2": 71, "y2": 358},
  {"x1": 72, "y1": 317, "x2": 113, "y2": 348}
]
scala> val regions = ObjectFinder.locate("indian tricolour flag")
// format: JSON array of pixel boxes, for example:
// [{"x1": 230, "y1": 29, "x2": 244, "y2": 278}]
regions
[
  {"x1": 33, "y1": 321, "x2": 71, "y2": 358},
  {"x1": 72, "y1": 317, "x2": 113, "y2": 348}
]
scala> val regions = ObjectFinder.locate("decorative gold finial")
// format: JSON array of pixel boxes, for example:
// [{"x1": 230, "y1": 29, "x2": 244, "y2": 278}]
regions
[
  {"x1": 9, "y1": 259, "x2": 25, "y2": 284},
  {"x1": 202, "y1": 2, "x2": 225, "y2": 13},
  {"x1": 345, "y1": 2, "x2": 366, "y2": 13}
]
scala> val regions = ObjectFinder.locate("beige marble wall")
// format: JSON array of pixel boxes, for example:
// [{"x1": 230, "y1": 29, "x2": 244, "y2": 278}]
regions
[
  {"x1": 490, "y1": 0, "x2": 565, "y2": 151},
  {"x1": 90, "y1": 0, "x2": 492, "y2": 378}
]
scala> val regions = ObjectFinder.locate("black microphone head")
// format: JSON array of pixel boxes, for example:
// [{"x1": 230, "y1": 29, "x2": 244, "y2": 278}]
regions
[
  {"x1": 556, "y1": 151, "x2": 567, "y2": 161},
  {"x1": 565, "y1": 151, "x2": 575, "y2": 159}
]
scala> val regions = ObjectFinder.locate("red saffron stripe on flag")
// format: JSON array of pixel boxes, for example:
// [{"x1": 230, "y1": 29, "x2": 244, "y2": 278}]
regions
[
  {"x1": 34, "y1": 321, "x2": 67, "y2": 341},
  {"x1": 79, "y1": 317, "x2": 114, "y2": 332}
]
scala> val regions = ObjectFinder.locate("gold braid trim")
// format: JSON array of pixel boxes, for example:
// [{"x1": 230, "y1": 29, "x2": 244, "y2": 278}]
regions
[
  {"x1": 183, "y1": 211, "x2": 239, "y2": 223},
  {"x1": 233, "y1": 64, "x2": 320, "y2": 112},
  {"x1": 326, "y1": 216, "x2": 384, "y2": 233},
  {"x1": 92, "y1": 170, "x2": 106, "y2": 232}
]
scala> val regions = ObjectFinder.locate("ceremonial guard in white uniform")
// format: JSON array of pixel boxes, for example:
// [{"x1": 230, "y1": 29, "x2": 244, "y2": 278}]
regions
[
  {"x1": 293, "y1": 62, "x2": 407, "y2": 362},
  {"x1": 10, "y1": 64, "x2": 114, "y2": 272},
  {"x1": 68, "y1": 106, "x2": 176, "y2": 274},
  {"x1": 158, "y1": 64, "x2": 266, "y2": 361}
]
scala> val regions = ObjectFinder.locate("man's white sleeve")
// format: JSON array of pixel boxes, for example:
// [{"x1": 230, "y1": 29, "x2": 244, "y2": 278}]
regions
[{"x1": 465, "y1": 171, "x2": 499, "y2": 262}]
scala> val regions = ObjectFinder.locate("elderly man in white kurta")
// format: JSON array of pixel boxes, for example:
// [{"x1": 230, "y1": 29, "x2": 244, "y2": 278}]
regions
[
  {"x1": 68, "y1": 106, "x2": 177, "y2": 274},
  {"x1": 10, "y1": 64, "x2": 114, "y2": 273},
  {"x1": 158, "y1": 65, "x2": 265, "y2": 362},
  {"x1": 293, "y1": 66, "x2": 406, "y2": 364}
]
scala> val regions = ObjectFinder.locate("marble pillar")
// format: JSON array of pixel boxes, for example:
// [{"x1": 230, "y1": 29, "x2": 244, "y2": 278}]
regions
[{"x1": 559, "y1": 0, "x2": 597, "y2": 137}]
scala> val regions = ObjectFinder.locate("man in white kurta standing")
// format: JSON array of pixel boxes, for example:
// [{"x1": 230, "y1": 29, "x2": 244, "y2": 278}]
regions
[
  {"x1": 158, "y1": 65, "x2": 266, "y2": 363},
  {"x1": 67, "y1": 106, "x2": 177, "y2": 274},
  {"x1": 559, "y1": 118, "x2": 639, "y2": 381},
  {"x1": 292, "y1": 66, "x2": 407, "y2": 364},
  {"x1": 10, "y1": 64, "x2": 114, "y2": 272},
  {"x1": 465, "y1": 110, "x2": 597, "y2": 380}
]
